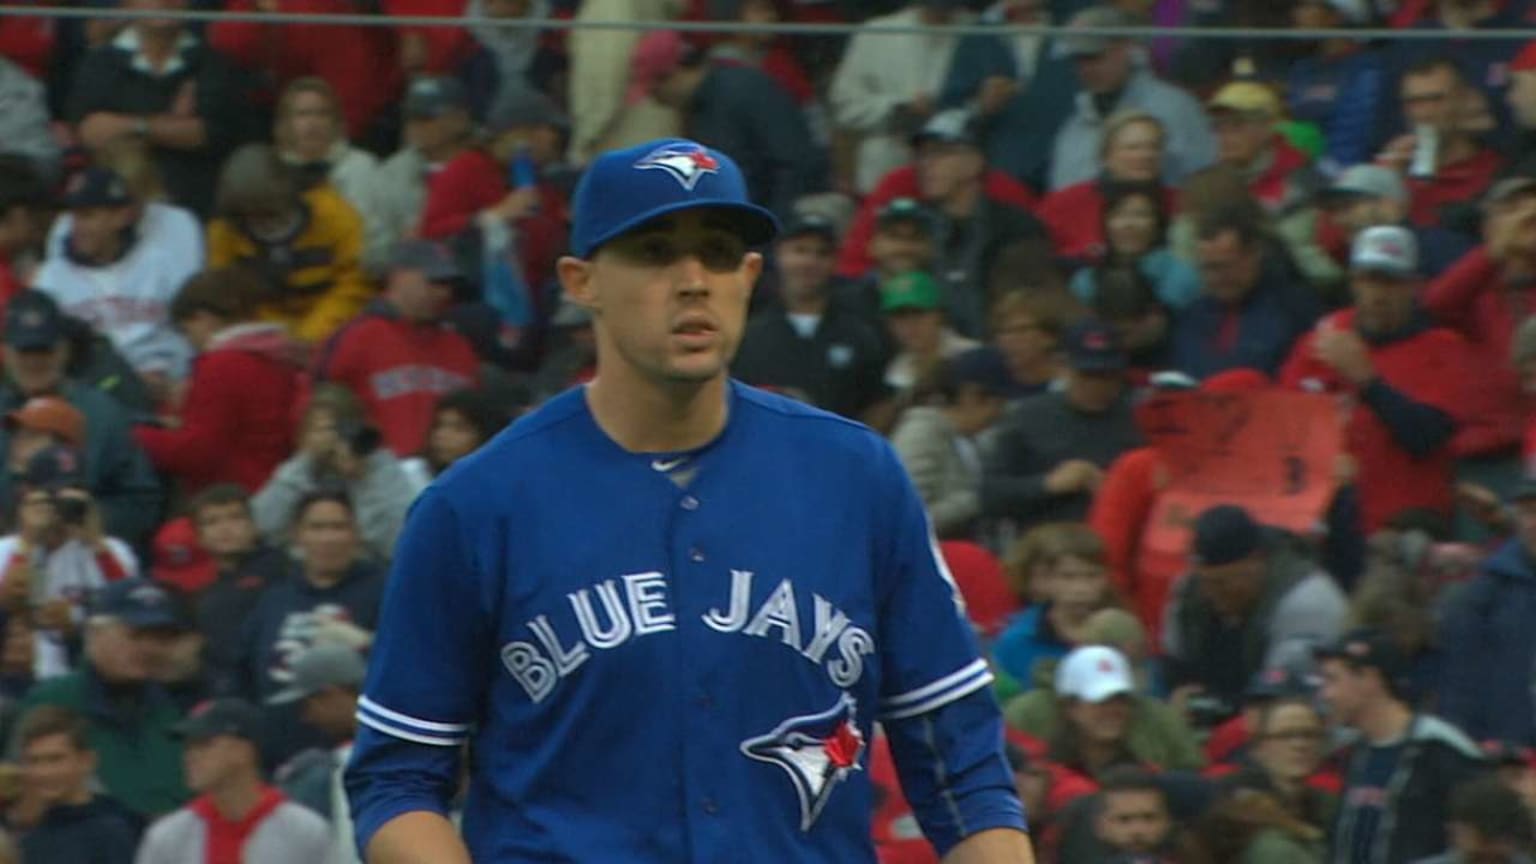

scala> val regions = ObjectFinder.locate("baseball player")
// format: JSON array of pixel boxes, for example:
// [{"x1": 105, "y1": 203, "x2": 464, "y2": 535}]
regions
[{"x1": 345, "y1": 138, "x2": 1032, "y2": 863}]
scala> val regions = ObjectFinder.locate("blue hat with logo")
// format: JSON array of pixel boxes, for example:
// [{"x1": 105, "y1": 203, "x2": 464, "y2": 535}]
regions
[{"x1": 569, "y1": 138, "x2": 779, "y2": 258}]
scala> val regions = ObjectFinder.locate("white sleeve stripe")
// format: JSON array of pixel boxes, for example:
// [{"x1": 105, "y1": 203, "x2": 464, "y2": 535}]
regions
[
  {"x1": 356, "y1": 712, "x2": 467, "y2": 747},
  {"x1": 882, "y1": 658, "x2": 991, "y2": 708},
  {"x1": 879, "y1": 667, "x2": 994, "y2": 721},
  {"x1": 358, "y1": 696, "x2": 469, "y2": 733}
]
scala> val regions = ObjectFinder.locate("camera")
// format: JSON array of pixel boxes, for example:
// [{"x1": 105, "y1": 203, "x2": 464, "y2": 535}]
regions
[{"x1": 55, "y1": 496, "x2": 89, "y2": 527}]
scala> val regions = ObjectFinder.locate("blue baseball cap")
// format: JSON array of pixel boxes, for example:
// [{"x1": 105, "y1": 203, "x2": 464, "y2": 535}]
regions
[{"x1": 569, "y1": 138, "x2": 779, "y2": 258}]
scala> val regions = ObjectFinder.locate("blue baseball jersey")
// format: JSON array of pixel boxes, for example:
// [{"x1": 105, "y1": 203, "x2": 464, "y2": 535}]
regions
[{"x1": 346, "y1": 382, "x2": 1025, "y2": 861}]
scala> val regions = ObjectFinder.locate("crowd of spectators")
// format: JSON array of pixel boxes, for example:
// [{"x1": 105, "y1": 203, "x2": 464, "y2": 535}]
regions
[{"x1": 0, "y1": 0, "x2": 1534, "y2": 860}]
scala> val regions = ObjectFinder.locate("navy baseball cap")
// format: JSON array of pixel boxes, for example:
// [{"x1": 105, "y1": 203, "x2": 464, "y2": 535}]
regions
[
  {"x1": 1192, "y1": 504, "x2": 1263, "y2": 566},
  {"x1": 779, "y1": 212, "x2": 838, "y2": 244},
  {"x1": 176, "y1": 698, "x2": 263, "y2": 743},
  {"x1": 389, "y1": 239, "x2": 461, "y2": 282},
  {"x1": 1062, "y1": 319, "x2": 1127, "y2": 372},
  {"x1": 1314, "y1": 628, "x2": 1410, "y2": 695},
  {"x1": 91, "y1": 578, "x2": 185, "y2": 630},
  {"x1": 404, "y1": 76, "x2": 469, "y2": 120},
  {"x1": 569, "y1": 138, "x2": 778, "y2": 258},
  {"x1": 4, "y1": 290, "x2": 64, "y2": 350},
  {"x1": 21, "y1": 445, "x2": 84, "y2": 491},
  {"x1": 63, "y1": 167, "x2": 131, "y2": 209}
]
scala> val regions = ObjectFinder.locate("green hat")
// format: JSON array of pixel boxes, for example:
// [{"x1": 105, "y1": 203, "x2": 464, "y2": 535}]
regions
[{"x1": 880, "y1": 271, "x2": 941, "y2": 313}]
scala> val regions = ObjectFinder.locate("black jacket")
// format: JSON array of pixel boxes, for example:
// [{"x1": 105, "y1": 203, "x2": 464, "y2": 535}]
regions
[
  {"x1": 198, "y1": 544, "x2": 290, "y2": 698},
  {"x1": 687, "y1": 65, "x2": 826, "y2": 221},
  {"x1": 21, "y1": 795, "x2": 141, "y2": 864}
]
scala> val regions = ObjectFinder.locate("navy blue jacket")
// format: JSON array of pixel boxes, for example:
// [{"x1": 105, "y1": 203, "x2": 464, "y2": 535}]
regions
[
  {"x1": 940, "y1": 32, "x2": 1077, "y2": 190},
  {"x1": 1438, "y1": 538, "x2": 1536, "y2": 744},
  {"x1": 1169, "y1": 262, "x2": 1320, "y2": 379},
  {"x1": 21, "y1": 795, "x2": 141, "y2": 864}
]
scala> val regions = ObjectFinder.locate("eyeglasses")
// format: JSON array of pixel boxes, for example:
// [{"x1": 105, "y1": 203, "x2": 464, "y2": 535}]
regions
[{"x1": 1262, "y1": 729, "x2": 1324, "y2": 743}]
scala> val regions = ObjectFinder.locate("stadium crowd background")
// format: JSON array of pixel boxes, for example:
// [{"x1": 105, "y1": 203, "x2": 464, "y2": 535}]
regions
[{"x1": 0, "y1": 0, "x2": 1535, "y2": 860}]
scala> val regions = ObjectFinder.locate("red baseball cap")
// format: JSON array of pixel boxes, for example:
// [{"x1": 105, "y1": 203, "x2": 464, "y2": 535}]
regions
[
  {"x1": 151, "y1": 517, "x2": 218, "y2": 594},
  {"x1": 627, "y1": 30, "x2": 688, "y2": 105}
]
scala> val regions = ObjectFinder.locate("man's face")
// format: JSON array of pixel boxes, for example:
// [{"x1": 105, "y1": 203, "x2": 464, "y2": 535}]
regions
[
  {"x1": 1254, "y1": 702, "x2": 1325, "y2": 784},
  {"x1": 195, "y1": 501, "x2": 257, "y2": 560},
  {"x1": 1317, "y1": 658, "x2": 1371, "y2": 727},
  {"x1": 2, "y1": 344, "x2": 64, "y2": 396},
  {"x1": 428, "y1": 408, "x2": 484, "y2": 468},
  {"x1": 916, "y1": 141, "x2": 984, "y2": 204},
  {"x1": 1213, "y1": 111, "x2": 1273, "y2": 168},
  {"x1": 1196, "y1": 230, "x2": 1261, "y2": 304},
  {"x1": 884, "y1": 309, "x2": 943, "y2": 356},
  {"x1": 774, "y1": 234, "x2": 835, "y2": 301},
  {"x1": 1072, "y1": 43, "x2": 1133, "y2": 94},
  {"x1": 1402, "y1": 67, "x2": 1460, "y2": 133},
  {"x1": 300, "y1": 686, "x2": 358, "y2": 741},
  {"x1": 386, "y1": 268, "x2": 453, "y2": 323},
  {"x1": 20, "y1": 733, "x2": 94, "y2": 806},
  {"x1": 1096, "y1": 789, "x2": 1172, "y2": 854},
  {"x1": 285, "y1": 90, "x2": 340, "y2": 158},
  {"x1": 1064, "y1": 368, "x2": 1124, "y2": 414},
  {"x1": 0, "y1": 205, "x2": 39, "y2": 256},
  {"x1": 87, "y1": 619, "x2": 152, "y2": 682},
  {"x1": 869, "y1": 221, "x2": 934, "y2": 276},
  {"x1": 1195, "y1": 556, "x2": 1265, "y2": 619},
  {"x1": 953, "y1": 386, "x2": 1005, "y2": 435},
  {"x1": 183, "y1": 735, "x2": 246, "y2": 793},
  {"x1": 1068, "y1": 694, "x2": 1133, "y2": 744},
  {"x1": 405, "y1": 112, "x2": 466, "y2": 159},
  {"x1": 994, "y1": 311, "x2": 1055, "y2": 372},
  {"x1": 296, "y1": 501, "x2": 360, "y2": 578},
  {"x1": 1351, "y1": 272, "x2": 1418, "y2": 335},
  {"x1": 70, "y1": 206, "x2": 131, "y2": 262},
  {"x1": 1509, "y1": 71, "x2": 1536, "y2": 130},
  {"x1": 125, "y1": 0, "x2": 185, "y2": 33},
  {"x1": 561, "y1": 210, "x2": 763, "y2": 387}
]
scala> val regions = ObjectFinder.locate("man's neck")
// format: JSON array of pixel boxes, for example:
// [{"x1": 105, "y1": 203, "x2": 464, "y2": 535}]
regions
[
  {"x1": 585, "y1": 370, "x2": 730, "y2": 454},
  {"x1": 307, "y1": 567, "x2": 348, "y2": 590},
  {"x1": 209, "y1": 775, "x2": 265, "y2": 822},
  {"x1": 1357, "y1": 698, "x2": 1413, "y2": 746},
  {"x1": 940, "y1": 183, "x2": 982, "y2": 219},
  {"x1": 135, "y1": 26, "x2": 181, "y2": 66},
  {"x1": 782, "y1": 291, "x2": 827, "y2": 316}
]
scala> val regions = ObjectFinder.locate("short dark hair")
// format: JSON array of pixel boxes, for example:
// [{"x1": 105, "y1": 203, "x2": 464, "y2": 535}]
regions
[
  {"x1": 170, "y1": 267, "x2": 271, "y2": 324},
  {"x1": 1402, "y1": 57, "x2": 1465, "y2": 87},
  {"x1": 1098, "y1": 766, "x2": 1168, "y2": 800},
  {"x1": 1196, "y1": 201, "x2": 1265, "y2": 248},
  {"x1": 294, "y1": 487, "x2": 355, "y2": 526},
  {"x1": 434, "y1": 388, "x2": 511, "y2": 443},
  {"x1": 1450, "y1": 775, "x2": 1535, "y2": 845},
  {"x1": 1092, "y1": 265, "x2": 1160, "y2": 323},
  {"x1": 16, "y1": 705, "x2": 91, "y2": 752},
  {"x1": 189, "y1": 483, "x2": 252, "y2": 523}
]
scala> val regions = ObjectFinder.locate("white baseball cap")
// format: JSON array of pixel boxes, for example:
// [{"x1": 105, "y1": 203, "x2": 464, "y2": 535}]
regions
[
  {"x1": 1054, "y1": 645, "x2": 1135, "y2": 703},
  {"x1": 1350, "y1": 225, "x2": 1419, "y2": 278}
]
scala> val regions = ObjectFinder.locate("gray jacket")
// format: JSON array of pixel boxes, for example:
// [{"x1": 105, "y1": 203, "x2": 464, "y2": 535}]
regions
[
  {"x1": 1048, "y1": 65, "x2": 1215, "y2": 191},
  {"x1": 891, "y1": 406, "x2": 981, "y2": 537},
  {"x1": 251, "y1": 450, "x2": 424, "y2": 562},
  {"x1": 0, "y1": 56, "x2": 60, "y2": 177}
]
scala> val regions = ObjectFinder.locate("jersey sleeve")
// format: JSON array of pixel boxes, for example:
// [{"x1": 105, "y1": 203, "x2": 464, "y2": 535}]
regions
[
  {"x1": 345, "y1": 487, "x2": 495, "y2": 852},
  {"x1": 873, "y1": 442, "x2": 994, "y2": 721}
]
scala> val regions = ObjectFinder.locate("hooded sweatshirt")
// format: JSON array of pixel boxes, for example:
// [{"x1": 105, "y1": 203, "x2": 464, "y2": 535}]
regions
[
  {"x1": 317, "y1": 300, "x2": 479, "y2": 456},
  {"x1": 21, "y1": 794, "x2": 142, "y2": 864},
  {"x1": 135, "y1": 322, "x2": 305, "y2": 494},
  {"x1": 1438, "y1": 539, "x2": 1536, "y2": 744}
]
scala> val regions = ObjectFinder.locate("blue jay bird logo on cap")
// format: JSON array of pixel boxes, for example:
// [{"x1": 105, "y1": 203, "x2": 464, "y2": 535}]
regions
[
  {"x1": 634, "y1": 142, "x2": 721, "y2": 191},
  {"x1": 740, "y1": 693, "x2": 866, "y2": 831}
]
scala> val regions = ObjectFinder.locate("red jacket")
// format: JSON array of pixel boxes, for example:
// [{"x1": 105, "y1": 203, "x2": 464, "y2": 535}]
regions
[
  {"x1": 209, "y1": 0, "x2": 402, "y2": 139},
  {"x1": 318, "y1": 304, "x2": 480, "y2": 456},
  {"x1": 1037, "y1": 180, "x2": 1179, "y2": 264},
  {"x1": 135, "y1": 323, "x2": 304, "y2": 494},
  {"x1": 835, "y1": 166, "x2": 1037, "y2": 278},
  {"x1": 418, "y1": 150, "x2": 568, "y2": 293},
  {"x1": 382, "y1": 0, "x2": 473, "y2": 75},
  {"x1": 1279, "y1": 310, "x2": 1466, "y2": 532},
  {"x1": 1088, "y1": 446, "x2": 1178, "y2": 642},
  {"x1": 1423, "y1": 246, "x2": 1532, "y2": 456},
  {"x1": 1407, "y1": 148, "x2": 1502, "y2": 228},
  {"x1": 1248, "y1": 137, "x2": 1312, "y2": 214}
]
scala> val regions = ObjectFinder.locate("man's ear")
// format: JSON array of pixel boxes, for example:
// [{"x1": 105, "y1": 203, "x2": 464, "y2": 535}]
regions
[
  {"x1": 557, "y1": 256, "x2": 599, "y2": 313},
  {"x1": 741, "y1": 251, "x2": 765, "y2": 289}
]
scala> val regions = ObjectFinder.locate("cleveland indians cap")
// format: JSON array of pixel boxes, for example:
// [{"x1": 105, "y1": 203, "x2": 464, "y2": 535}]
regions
[{"x1": 569, "y1": 138, "x2": 779, "y2": 258}]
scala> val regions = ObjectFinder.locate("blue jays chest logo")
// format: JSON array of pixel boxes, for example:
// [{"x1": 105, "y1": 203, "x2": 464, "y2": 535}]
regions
[
  {"x1": 741, "y1": 693, "x2": 866, "y2": 831},
  {"x1": 635, "y1": 143, "x2": 720, "y2": 190}
]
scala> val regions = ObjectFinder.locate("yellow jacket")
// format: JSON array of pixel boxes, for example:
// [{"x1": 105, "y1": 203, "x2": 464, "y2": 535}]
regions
[{"x1": 207, "y1": 184, "x2": 375, "y2": 343}]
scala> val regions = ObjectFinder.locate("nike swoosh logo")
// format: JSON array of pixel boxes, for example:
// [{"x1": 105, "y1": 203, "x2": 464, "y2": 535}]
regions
[{"x1": 652, "y1": 457, "x2": 687, "y2": 472}]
